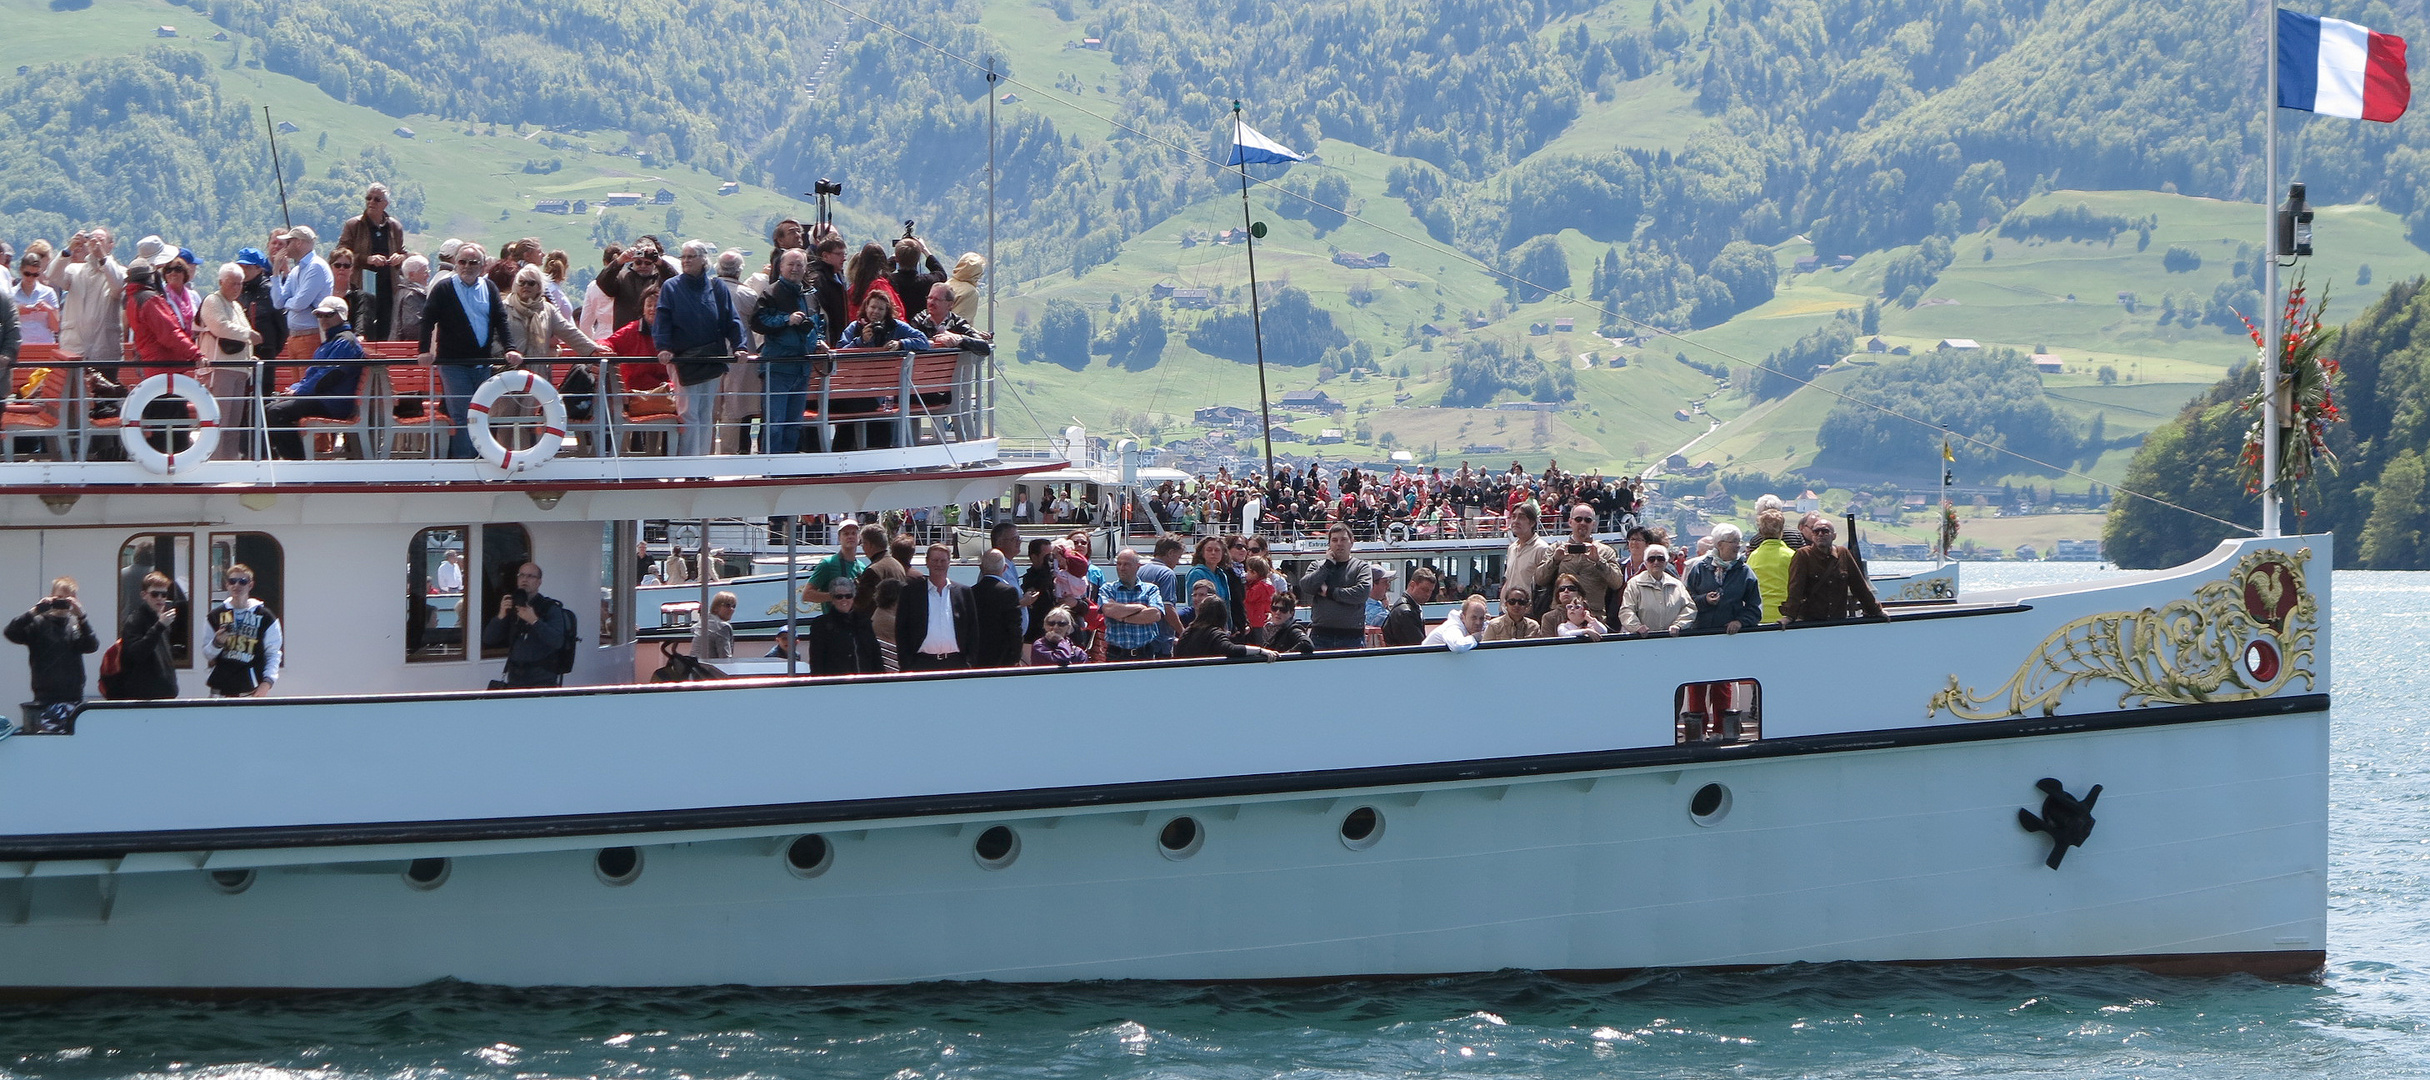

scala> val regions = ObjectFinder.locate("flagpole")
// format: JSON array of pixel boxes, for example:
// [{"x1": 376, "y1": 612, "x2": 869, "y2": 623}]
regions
[
  {"x1": 2261, "y1": 7, "x2": 2284, "y2": 538},
  {"x1": 1234, "y1": 101, "x2": 1278, "y2": 484},
  {"x1": 1938, "y1": 429, "x2": 1951, "y2": 561}
]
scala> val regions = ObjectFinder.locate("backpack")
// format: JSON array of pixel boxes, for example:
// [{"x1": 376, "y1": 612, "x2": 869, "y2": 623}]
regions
[
  {"x1": 546, "y1": 603, "x2": 580, "y2": 674},
  {"x1": 96, "y1": 639, "x2": 123, "y2": 700}
]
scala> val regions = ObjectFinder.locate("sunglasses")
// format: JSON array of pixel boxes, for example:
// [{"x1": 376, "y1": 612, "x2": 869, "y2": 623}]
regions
[
  {"x1": 146, "y1": 590, "x2": 171, "y2": 599},
  {"x1": 226, "y1": 577, "x2": 252, "y2": 586},
  {"x1": 1045, "y1": 620, "x2": 1073, "y2": 628},
  {"x1": 1505, "y1": 597, "x2": 1530, "y2": 606}
]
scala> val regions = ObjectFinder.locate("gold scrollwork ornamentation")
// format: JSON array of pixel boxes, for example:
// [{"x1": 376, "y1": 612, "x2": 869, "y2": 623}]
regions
[{"x1": 1927, "y1": 549, "x2": 2316, "y2": 720}]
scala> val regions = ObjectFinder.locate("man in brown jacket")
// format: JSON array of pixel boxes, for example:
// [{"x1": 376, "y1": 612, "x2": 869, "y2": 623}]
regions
[{"x1": 1782, "y1": 519, "x2": 1888, "y2": 624}]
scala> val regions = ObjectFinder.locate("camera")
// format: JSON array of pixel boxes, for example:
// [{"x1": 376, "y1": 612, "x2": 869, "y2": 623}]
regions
[
  {"x1": 36, "y1": 598, "x2": 61, "y2": 612},
  {"x1": 509, "y1": 588, "x2": 530, "y2": 609},
  {"x1": 901, "y1": 219, "x2": 917, "y2": 239},
  {"x1": 1567, "y1": 542, "x2": 1587, "y2": 554},
  {"x1": 813, "y1": 178, "x2": 843, "y2": 197}
]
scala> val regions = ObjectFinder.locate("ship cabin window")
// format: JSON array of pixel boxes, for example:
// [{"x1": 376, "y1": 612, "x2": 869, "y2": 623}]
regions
[
  {"x1": 1675, "y1": 679, "x2": 1762, "y2": 745},
  {"x1": 118, "y1": 533, "x2": 195, "y2": 668},
  {"x1": 406, "y1": 525, "x2": 532, "y2": 662},
  {"x1": 208, "y1": 533, "x2": 285, "y2": 622}
]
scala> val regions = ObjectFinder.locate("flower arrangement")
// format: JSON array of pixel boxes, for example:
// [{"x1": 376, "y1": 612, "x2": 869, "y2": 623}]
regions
[
  {"x1": 2236, "y1": 280, "x2": 2341, "y2": 513},
  {"x1": 1938, "y1": 499, "x2": 1960, "y2": 558}
]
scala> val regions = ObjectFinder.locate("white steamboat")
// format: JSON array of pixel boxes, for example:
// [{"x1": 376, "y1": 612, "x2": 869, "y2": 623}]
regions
[{"x1": 0, "y1": 339, "x2": 2328, "y2": 990}]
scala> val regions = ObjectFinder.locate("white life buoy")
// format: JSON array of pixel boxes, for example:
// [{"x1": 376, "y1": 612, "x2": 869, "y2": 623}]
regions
[
  {"x1": 466, "y1": 369, "x2": 567, "y2": 473},
  {"x1": 120, "y1": 373, "x2": 221, "y2": 475},
  {"x1": 1385, "y1": 521, "x2": 1412, "y2": 547}
]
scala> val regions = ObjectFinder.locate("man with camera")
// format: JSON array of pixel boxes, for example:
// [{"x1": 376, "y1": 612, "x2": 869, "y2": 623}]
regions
[
  {"x1": 596, "y1": 237, "x2": 679, "y2": 329},
  {"x1": 886, "y1": 229, "x2": 948, "y2": 317},
  {"x1": 5, "y1": 577, "x2": 100, "y2": 714},
  {"x1": 482, "y1": 562, "x2": 576, "y2": 689},
  {"x1": 1536, "y1": 503, "x2": 1627, "y2": 618}
]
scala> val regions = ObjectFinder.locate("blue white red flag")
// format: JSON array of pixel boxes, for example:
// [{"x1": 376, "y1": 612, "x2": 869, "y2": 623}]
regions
[
  {"x1": 1224, "y1": 123, "x2": 1305, "y2": 166},
  {"x1": 2279, "y1": 9, "x2": 2410, "y2": 122}
]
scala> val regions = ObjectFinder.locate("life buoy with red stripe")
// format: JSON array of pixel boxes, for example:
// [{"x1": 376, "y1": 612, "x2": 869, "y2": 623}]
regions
[
  {"x1": 466, "y1": 369, "x2": 567, "y2": 474},
  {"x1": 120, "y1": 374, "x2": 221, "y2": 475}
]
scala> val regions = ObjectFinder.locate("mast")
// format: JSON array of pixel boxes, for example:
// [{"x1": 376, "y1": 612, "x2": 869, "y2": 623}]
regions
[
  {"x1": 986, "y1": 58, "x2": 999, "y2": 339},
  {"x1": 2261, "y1": 9, "x2": 2284, "y2": 538},
  {"x1": 1234, "y1": 101, "x2": 1278, "y2": 483}
]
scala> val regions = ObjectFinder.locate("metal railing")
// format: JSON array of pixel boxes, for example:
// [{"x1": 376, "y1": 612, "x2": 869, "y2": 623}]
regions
[{"x1": 0, "y1": 343, "x2": 993, "y2": 464}]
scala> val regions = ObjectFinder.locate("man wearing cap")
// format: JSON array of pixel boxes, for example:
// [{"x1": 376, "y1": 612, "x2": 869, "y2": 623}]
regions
[
  {"x1": 270, "y1": 225, "x2": 334, "y2": 337},
  {"x1": 43, "y1": 228, "x2": 125, "y2": 373},
  {"x1": 261, "y1": 295, "x2": 365, "y2": 460}
]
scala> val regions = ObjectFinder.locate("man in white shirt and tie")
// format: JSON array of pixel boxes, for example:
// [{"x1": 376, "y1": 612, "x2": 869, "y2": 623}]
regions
[{"x1": 894, "y1": 543, "x2": 975, "y2": 671}]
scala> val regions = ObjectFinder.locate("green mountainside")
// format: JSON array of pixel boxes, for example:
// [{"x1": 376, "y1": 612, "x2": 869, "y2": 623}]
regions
[{"x1": 4, "y1": 0, "x2": 2427, "y2": 519}]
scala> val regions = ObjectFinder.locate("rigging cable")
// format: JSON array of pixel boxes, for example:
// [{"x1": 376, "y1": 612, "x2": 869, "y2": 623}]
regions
[{"x1": 811, "y1": 0, "x2": 2257, "y2": 535}]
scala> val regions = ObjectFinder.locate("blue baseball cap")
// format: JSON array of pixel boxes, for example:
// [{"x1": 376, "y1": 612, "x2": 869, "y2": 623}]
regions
[
  {"x1": 177, "y1": 248, "x2": 198, "y2": 266},
  {"x1": 235, "y1": 247, "x2": 271, "y2": 269}
]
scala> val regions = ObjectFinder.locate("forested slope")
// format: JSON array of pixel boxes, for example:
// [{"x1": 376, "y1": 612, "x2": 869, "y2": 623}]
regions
[{"x1": 2105, "y1": 278, "x2": 2430, "y2": 569}]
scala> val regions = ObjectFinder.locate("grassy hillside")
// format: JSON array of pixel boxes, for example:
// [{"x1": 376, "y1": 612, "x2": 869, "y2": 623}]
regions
[{"x1": 6, "y1": 0, "x2": 2426, "y2": 487}]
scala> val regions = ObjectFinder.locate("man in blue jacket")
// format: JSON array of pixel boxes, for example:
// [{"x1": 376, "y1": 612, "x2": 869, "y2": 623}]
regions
[
  {"x1": 654, "y1": 239, "x2": 745, "y2": 457},
  {"x1": 263, "y1": 296, "x2": 365, "y2": 460},
  {"x1": 749, "y1": 248, "x2": 825, "y2": 453}
]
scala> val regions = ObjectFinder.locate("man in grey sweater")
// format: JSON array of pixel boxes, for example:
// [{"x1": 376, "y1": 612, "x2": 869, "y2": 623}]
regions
[{"x1": 1295, "y1": 523, "x2": 1375, "y2": 651}]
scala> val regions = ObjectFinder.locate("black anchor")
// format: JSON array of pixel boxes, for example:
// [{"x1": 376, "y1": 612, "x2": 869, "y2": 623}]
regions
[{"x1": 2017, "y1": 778, "x2": 2100, "y2": 869}]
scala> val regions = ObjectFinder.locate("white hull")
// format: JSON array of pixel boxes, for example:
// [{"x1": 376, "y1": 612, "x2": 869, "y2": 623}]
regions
[
  {"x1": 0, "y1": 536, "x2": 2330, "y2": 987},
  {"x1": 0, "y1": 711, "x2": 2324, "y2": 987}
]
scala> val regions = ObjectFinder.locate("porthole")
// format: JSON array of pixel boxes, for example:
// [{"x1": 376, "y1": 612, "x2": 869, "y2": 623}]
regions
[
  {"x1": 1339, "y1": 806, "x2": 1385, "y2": 850},
  {"x1": 973, "y1": 825, "x2": 1020, "y2": 870},
  {"x1": 595, "y1": 846, "x2": 643, "y2": 886},
  {"x1": 785, "y1": 834, "x2": 834, "y2": 878},
  {"x1": 1157, "y1": 816, "x2": 1205, "y2": 860},
  {"x1": 404, "y1": 857, "x2": 451, "y2": 890},
  {"x1": 208, "y1": 868, "x2": 255, "y2": 895},
  {"x1": 1689, "y1": 783, "x2": 1732, "y2": 825}
]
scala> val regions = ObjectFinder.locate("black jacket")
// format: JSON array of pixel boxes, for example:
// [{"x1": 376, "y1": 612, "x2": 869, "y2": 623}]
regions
[
  {"x1": 1176, "y1": 623, "x2": 1258, "y2": 660},
  {"x1": 809, "y1": 265, "x2": 850, "y2": 346},
  {"x1": 1381, "y1": 595, "x2": 1427, "y2": 647},
  {"x1": 970, "y1": 575, "x2": 1025, "y2": 667},
  {"x1": 241, "y1": 274, "x2": 289, "y2": 363},
  {"x1": 806, "y1": 609, "x2": 865, "y2": 675},
  {"x1": 113, "y1": 603, "x2": 178, "y2": 700},
  {"x1": 419, "y1": 275, "x2": 511, "y2": 363},
  {"x1": 481, "y1": 593, "x2": 573, "y2": 688},
  {"x1": 1265, "y1": 618, "x2": 1317, "y2": 657},
  {"x1": 886, "y1": 252, "x2": 947, "y2": 318},
  {"x1": 892, "y1": 579, "x2": 977, "y2": 660},
  {"x1": 6, "y1": 606, "x2": 98, "y2": 703}
]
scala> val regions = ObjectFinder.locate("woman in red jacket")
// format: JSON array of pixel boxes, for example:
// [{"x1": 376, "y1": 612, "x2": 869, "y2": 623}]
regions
[{"x1": 123, "y1": 257, "x2": 200, "y2": 383}]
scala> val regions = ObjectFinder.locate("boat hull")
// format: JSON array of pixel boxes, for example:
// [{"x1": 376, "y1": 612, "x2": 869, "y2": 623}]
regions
[{"x1": 0, "y1": 703, "x2": 2324, "y2": 988}]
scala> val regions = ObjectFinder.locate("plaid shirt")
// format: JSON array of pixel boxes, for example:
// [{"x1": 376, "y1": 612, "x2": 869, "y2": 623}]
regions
[{"x1": 1101, "y1": 577, "x2": 1165, "y2": 651}]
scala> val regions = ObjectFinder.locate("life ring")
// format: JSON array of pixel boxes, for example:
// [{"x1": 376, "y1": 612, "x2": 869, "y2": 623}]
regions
[
  {"x1": 120, "y1": 373, "x2": 220, "y2": 475},
  {"x1": 466, "y1": 369, "x2": 567, "y2": 473},
  {"x1": 1384, "y1": 521, "x2": 1412, "y2": 547}
]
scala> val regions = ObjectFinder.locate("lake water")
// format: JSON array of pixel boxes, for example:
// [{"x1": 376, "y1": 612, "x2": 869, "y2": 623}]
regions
[{"x1": 5, "y1": 565, "x2": 2423, "y2": 1080}]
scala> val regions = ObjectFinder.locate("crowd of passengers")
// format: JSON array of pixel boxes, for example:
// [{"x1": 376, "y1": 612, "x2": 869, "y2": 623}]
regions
[
  {"x1": 0, "y1": 183, "x2": 990, "y2": 460},
  {"x1": 726, "y1": 492, "x2": 1886, "y2": 676},
  {"x1": 1134, "y1": 459, "x2": 1643, "y2": 541}
]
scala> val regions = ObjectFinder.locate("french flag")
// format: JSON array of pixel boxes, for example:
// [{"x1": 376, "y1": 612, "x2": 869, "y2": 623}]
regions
[{"x1": 2279, "y1": 9, "x2": 2411, "y2": 122}]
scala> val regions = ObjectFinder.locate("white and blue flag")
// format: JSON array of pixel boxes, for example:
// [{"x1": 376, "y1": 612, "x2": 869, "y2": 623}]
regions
[{"x1": 1225, "y1": 123, "x2": 1305, "y2": 166}]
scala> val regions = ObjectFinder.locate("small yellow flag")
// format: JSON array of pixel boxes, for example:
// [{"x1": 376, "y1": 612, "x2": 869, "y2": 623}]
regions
[{"x1": 1942, "y1": 439, "x2": 1955, "y2": 462}]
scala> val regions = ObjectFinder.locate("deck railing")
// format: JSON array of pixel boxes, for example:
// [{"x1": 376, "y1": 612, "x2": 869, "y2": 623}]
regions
[{"x1": 0, "y1": 341, "x2": 994, "y2": 464}]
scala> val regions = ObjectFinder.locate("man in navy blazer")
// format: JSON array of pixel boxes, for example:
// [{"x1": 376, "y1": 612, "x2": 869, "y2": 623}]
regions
[
  {"x1": 893, "y1": 543, "x2": 976, "y2": 671},
  {"x1": 417, "y1": 242, "x2": 519, "y2": 458}
]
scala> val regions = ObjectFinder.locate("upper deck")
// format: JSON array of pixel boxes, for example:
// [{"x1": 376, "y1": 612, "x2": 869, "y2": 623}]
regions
[{"x1": 0, "y1": 342, "x2": 1022, "y2": 525}]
